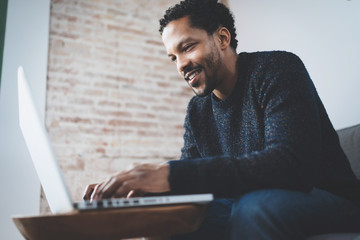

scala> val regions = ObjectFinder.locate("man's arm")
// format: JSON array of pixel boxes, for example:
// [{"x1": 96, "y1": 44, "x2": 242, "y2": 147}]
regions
[
  {"x1": 169, "y1": 53, "x2": 323, "y2": 198},
  {"x1": 180, "y1": 104, "x2": 202, "y2": 161},
  {"x1": 84, "y1": 163, "x2": 170, "y2": 200}
]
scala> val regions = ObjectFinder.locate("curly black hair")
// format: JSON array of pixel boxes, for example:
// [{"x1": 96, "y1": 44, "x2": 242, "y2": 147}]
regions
[{"x1": 159, "y1": 0, "x2": 238, "y2": 51}]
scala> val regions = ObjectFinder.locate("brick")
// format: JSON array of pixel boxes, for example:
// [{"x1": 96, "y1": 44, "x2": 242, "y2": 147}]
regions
[{"x1": 44, "y1": 0, "x2": 200, "y2": 217}]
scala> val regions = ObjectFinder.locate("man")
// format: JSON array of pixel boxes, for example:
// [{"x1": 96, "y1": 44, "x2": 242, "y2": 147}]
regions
[{"x1": 84, "y1": 0, "x2": 360, "y2": 239}]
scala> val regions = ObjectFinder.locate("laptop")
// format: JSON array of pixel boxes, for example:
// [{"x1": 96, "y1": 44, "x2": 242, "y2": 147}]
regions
[{"x1": 17, "y1": 66, "x2": 213, "y2": 214}]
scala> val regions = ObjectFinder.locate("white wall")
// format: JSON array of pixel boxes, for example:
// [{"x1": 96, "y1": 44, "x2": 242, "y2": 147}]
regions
[
  {"x1": 0, "y1": 0, "x2": 50, "y2": 239},
  {"x1": 228, "y1": 0, "x2": 360, "y2": 129}
]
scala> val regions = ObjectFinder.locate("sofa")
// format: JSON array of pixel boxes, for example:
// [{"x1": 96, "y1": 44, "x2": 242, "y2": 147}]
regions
[{"x1": 306, "y1": 123, "x2": 360, "y2": 239}]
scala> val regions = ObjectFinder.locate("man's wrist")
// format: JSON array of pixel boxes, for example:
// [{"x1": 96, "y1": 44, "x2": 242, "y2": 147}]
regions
[{"x1": 159, "y1": 162, "x2": 171, "y2": 191}]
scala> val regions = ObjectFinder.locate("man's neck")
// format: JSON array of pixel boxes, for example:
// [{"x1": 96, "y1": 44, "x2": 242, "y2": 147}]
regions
[{"x1": 213, "y1": 52, "x2": 239, "y2": 101}]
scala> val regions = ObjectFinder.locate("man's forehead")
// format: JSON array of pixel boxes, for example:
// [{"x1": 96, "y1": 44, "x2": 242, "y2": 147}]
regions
[
  {"x1": 161, "y1": 17, "x2": 207, "y2": 51},
  {"x1": 162, "y1": 17, "x2": 192, "y2": 37}
]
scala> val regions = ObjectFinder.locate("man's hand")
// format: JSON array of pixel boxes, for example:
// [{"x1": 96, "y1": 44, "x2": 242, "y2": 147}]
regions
[
  {"x1": 84, "y1": 162, "x2": 170, "y2": 200},
  {"x1": 83, "y1": 182, "x2": 105, "y2": 201}
]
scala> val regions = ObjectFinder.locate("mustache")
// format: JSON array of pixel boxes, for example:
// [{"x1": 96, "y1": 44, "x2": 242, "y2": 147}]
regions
[{"x1": 183, "y1": 65, "x2": 203, "y2": 79}]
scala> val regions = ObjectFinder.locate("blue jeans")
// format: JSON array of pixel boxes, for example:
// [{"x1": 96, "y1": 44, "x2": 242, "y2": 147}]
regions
[{"x1": 171, "y1": 188, "x2": 360, "y2": 240}]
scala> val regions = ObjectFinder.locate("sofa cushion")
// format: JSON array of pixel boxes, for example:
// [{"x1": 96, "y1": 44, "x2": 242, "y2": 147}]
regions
[
  {"x1": 337, "y1": 124, "x2": 360, "y2": 180},
  {"x1": 305, "y1": 233, "x2": 360, "y2": 240}
]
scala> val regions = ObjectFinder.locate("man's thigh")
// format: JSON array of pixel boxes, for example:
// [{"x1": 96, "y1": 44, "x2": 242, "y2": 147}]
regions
[
  {"x1": 231, "y1": 188, "x2": 360, "y2": 239},
  {"x1": 172, "y1": 188, "x2": 360, "y2": 240}
]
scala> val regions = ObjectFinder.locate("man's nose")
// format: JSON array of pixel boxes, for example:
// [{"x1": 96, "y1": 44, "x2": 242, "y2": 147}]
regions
[{"x1": 177, "y1": 56, "x2": 190, "y2": 77}]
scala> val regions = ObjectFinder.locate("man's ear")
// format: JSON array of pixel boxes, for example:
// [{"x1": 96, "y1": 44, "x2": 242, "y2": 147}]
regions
[{"x1": 217, "y1": 27, "x2": 231, "y2": 50}]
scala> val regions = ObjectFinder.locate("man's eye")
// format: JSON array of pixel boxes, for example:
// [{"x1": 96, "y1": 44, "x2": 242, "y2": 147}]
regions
[
  {"x1": 184, "y1": 43, "x2": 195, "y2": 52},
  {"x1": 170, "y1": 57, "x2": 176, "y2": 62}
]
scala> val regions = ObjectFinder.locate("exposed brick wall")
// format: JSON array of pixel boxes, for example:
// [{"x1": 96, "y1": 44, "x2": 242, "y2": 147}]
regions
[
  {"x1": 43, "y1": 0, "x2": 193, "y2": 214},
  {"x1": 44, "y1": 0, "x2": 227, "y2": 218}
]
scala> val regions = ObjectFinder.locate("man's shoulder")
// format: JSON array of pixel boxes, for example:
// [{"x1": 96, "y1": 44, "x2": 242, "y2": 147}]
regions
[
  {"x1": 239, "y1": 50, "x2": 305, "y2": 77},
  {"x1": 241, "y1": 50, "x2": 301, "y2": 64}
]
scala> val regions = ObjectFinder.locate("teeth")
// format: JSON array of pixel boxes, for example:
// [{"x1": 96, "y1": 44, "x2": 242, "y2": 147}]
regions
[{"x1": 189, "y1": 70, "x2": 201, "y2": 80}]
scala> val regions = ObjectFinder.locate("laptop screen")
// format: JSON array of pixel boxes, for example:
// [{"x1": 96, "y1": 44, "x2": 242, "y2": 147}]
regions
[{"x1": 18, "y1": 66, "x2": 74, "y2": 213}]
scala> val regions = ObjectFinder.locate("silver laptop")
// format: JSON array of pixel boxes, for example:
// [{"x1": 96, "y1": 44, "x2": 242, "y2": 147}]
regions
[{"x1": 17, "y1": 66, "x2": 213, "y2": 214}]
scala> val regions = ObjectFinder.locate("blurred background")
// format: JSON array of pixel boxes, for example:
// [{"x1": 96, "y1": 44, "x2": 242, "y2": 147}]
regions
[{"x1": 1, "y1": 0, "x2": 359, "y2": 239}]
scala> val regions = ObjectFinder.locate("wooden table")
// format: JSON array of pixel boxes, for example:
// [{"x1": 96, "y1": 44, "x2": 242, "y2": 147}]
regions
[{"x1": 12, "y1": 204, "x2": 208, "y2": 240}]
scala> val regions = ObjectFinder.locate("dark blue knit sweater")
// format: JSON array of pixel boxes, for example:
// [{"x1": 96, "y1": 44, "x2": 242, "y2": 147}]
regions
[{"x1": 168, "y1": 51, "x2": 360, "y2": 201}]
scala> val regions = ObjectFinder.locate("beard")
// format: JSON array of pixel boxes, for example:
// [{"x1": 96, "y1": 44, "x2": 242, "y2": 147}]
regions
[{"x1": 189, "y1": 46, "x2": 222, "y2": 97}]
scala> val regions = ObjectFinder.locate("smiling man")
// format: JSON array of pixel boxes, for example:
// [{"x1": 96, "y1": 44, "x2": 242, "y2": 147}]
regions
[
  {"x1": 161, "y1": 16, "x2": 237, "y2": 99},
  {"x1": 84, "y1": 0, "x2": 360, "y2": 239}
]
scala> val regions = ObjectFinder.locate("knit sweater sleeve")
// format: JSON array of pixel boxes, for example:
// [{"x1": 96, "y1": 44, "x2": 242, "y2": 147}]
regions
[
  {"x1": 180, "y1": 97, "x2": 202, "y2": 161},
  {"x1": 168, "y1": 52, "x2": 323, "y2": 198}
]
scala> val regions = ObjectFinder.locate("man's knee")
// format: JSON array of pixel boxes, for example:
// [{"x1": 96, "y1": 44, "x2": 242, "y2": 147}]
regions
[
  {"x1": 230, "y1": 189, "x2": 306, "y2": 239},
  {"x1": 230, "y1": 189, "x2": 301, "y2": 225},
  {"x1": 231, "y1": 189, "x2": 271, "y2": 223}
]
